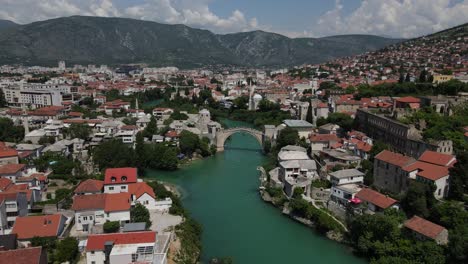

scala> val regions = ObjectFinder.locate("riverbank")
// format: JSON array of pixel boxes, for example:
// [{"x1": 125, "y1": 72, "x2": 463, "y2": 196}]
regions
[{"x1": 145, "y1": 119, "x2": 364, "y2": 264}]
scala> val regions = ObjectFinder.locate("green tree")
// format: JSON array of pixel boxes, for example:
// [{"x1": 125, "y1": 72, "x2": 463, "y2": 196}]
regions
[
  {"x1": 257, "y1": 99, "x2": 280, "y2": 112},
  {"x1": 103, "y1": 221, "x2": 120, "y2": 233},
  {"x1": 179, "y1": 130, "x2": 200, "y2": 155},
  {"x1": 401, "y1": 181, "x2": 436, "y2": 218},
  {"x1": 92, "y1": 139, "x2": 135, "y2": 170},
  {"x1": 448, "y1": 150, "x2": 468, "y2": 200},
  {"x1": 170, "y1": 110, "x2": 189, "y2": 120},
  {"x1": 131, "y1": 203, "x2": 152, "y2": 228},
  {"x1": 66, "y1": 123, "x2": 91, "y2": 139},
  {"x1": 38, "y1": 136, "x2": 56, "y2": 145},
  {"x1": 144, "y1": 116, "x2": 158, "y2": 137},
  {"x1": 233, "y1": 96, "x2": 249, "y2": 110},
  {"x1": 276, "y1": 127, "x2": 299, "y2": 149},
  {"x1": 326, "y1": 112, "x2": 354, "y2": 133},
  {"x1": 54, "y1": 237, "x2": 78, "y2": 263},
  {"x1": 0, "y1": 117, "x2": 24, "y2": 142}
]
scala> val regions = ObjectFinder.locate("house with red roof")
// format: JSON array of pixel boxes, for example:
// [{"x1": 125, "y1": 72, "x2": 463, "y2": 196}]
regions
[
  {"x1": 77, "y1": 169, "x2": 170, "y2": 211},
  {"x1": 11, "y1": 214, "x2": 67, "y2": 242},
  {"x1": 373, "y1": 150, "x2": 416, "y2": 194},
  {"x1": 71, "y1": 193, "x2": 131, "y2": 232},
  {"x1": 103, "y1": 168, "x2": 138, "y2": 193},
  {"x1": 404, "y1": 216, "x2": 448, "y2": 245},
  {"x1": 374, "y1": 149, "x2": 455, "y2": 199},
  {"x1": 0, "y1": 247, "x2": 47, "y2": 264},
  {"x1": 0, "y1": 142, "x2": 19, "y2": 166},
  {"x1": 85, "y1": 231, "x2": 162, "y2": 264},
  {"x1": 355, "y1": 188, "x2": 399, "y2": 213},
  {"x1": 74, "y1": 179, "x2": 104, "y2": 195}
]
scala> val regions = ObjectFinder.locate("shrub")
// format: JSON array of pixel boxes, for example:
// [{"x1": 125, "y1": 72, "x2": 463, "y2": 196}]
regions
[{"x1": 103, "y1": 221, "x2": 120, "y2": 233}]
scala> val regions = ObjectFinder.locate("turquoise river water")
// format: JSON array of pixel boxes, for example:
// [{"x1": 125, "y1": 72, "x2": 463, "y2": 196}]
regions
[{"x1": 145, "y1": 120, "x2": 365, "y2": 264}]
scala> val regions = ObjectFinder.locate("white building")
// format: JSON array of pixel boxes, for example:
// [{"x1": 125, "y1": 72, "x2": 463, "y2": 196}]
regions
[
  {"x1": 85, "y1": 231, "x2": 170, "y2": 264},
  {"x1": 72, "y1": 193, "x2": 131, "y2": 232}
]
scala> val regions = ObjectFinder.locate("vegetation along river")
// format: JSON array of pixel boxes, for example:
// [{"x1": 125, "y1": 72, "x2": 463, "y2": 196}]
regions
[{"x1": 146, "y1": 120, "x2": 364, "y2": 263}]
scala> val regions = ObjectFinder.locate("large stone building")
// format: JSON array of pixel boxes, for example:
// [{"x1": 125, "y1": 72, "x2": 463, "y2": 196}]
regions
[{"x1": 355, "y1": 109, "x2": 453, "y2": 158}]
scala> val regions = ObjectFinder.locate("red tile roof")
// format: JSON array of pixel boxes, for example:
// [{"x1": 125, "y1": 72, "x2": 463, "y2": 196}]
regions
[
  {"x1": 74, "y1": 179, "x2": 104, "y2": 194},
  {"x1": 404, "y1": 216, "x2": 446, "y2": 239},
  {"x1": 104, "y1": 193, "x2": 132, "y2": 212},
  {"x1": 356, "y1": 188, "x2": 397, "y2": 209},
  {"x1": 0, "y1": 163, "x2": 26, "y2": 175},
  {"x1": 418, "y1": 150, "x2": 456, "y2": 167},
  {"x1": 375, "y1": 150, "x2": 415, "y2": 167},
  {"x1": 129, "y1": 182, "x2": 155, "y2": 199},
  {"x1": 395, "y1": 96, "x2": 421, "y2": 103},
  {"x1": 403, "y1": 161, "x2": 449, "y2": 181},
  {"x1": 0, "y1": 177, "x2": 13, "y2": 191},
  {"x1": 310, "y1": 134, "x2": 340, "y2": 142},
  {"x1": 0, "y1": 247, "x2": 46, "y2": 264},
  {"x1": 86, "y1": 231, "x2": 156, "y2": 251},
  {"x1": 0, "y1": 142, "x2": 18, "y2": 158},
  {"x1": 12, "y1": 214, "x2": 66, "y2": 240},
  {"x1": 104, "y1": 167, "x2": 137, "y2": 185},
  {"x1": 72, "y1": 193, "x2": 131, "y2": 212}
]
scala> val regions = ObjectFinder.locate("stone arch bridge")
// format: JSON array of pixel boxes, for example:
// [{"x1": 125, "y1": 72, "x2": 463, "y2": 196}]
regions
[{"x1": 215, "y1": 127, "x2": 267, "y2": 151}]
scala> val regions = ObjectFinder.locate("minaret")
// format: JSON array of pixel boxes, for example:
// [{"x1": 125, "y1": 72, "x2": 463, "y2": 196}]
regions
[
  {"x1": 135, "y1": 98, "x2": 139, "y2": 111},
  {"x1": 248, "y1": 80, "x2": 255, "y2": 110},
  {"x1": 22, "y1": 104, "x2": 29, "y2": 137}
]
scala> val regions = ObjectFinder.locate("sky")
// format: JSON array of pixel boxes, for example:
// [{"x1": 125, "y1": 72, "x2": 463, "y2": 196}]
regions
[{"x1": 0, "y1": 0, "x2": 467, "y2": 38}]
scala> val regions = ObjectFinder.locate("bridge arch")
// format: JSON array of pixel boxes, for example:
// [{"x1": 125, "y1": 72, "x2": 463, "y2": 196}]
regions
[{"x1": 215, "y1": 127, "x2": 264, "y2": 151}]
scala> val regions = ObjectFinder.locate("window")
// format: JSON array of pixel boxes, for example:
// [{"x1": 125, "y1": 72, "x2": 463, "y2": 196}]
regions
[
  {"x1": 111, "y1": 176, "x2": 116, "y2": 182},
  {"x1": 109, "y1": 187, "x2": 114, "y2": 190},
  {"x1": 89, "y1": 216, "x2": 93, "y2": 220},
  {"x1": 438, "y1": 189, "x2": 441, "y2": 196},
  {"x1": 121, "y1": 186, "x2": 126, "y2": 190},
  {"x1": 91, "y1": 251, "x2": 95, "y2": 255},
  {"x1": 121, "y1": 176, "x2": 127, "y2": 182},
  {"x1": 83, "y1": 216, "x2": 87, "y2": 221}
]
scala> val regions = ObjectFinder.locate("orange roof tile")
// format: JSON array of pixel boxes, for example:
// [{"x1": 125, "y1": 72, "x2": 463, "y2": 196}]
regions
[
  {"x1": 128, "y1": 182, "x2": 155, "y2": 199},
  {"x1": 104, "y1": 167, "x2": 137, "y2": 185},
  {"x1": 72, "y1": 193, "x2": 131, "y2": 212},
  {"x1": 0, "y1": 247, "x2": 45, "y2": 264},
  {"x1": 12, "y1": 214, "x2": 66, "y2": 240},
  {"x1": 418, "y1": 150, "x2": 456, "y2": 167},
  {"x1": 74, "y1": 179, "x2": 104, "y2": 194},
  {"x1": 0, "y1": 163, "x2": 26, "y2": 175},
  {"x1": 375, "y1": 150, "x2": 415, "y2": 167},
  {"x1": 0, "y1": 142, "x2": 18, "y2": 158},
  {"x1": 404, "y1": 216, "x2": 446, "y2": 239},
  {"x1": 86, "y1": 231, "x2": 156, "y2": 251},
  {"x1": 356, "y1": 188, "x2": 397, "y2": 209}
]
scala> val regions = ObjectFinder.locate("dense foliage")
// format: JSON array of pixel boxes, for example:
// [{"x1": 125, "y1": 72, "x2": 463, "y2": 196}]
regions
[
  {"x1": 349, "y1": 210, "x2": 445, "y2": 264},
  {"x1": 0, "y1": 117, "x2": 24, "y2": 142},
  {"x1": 92, "y1": 138, "x2": 178, "y2": 172}
]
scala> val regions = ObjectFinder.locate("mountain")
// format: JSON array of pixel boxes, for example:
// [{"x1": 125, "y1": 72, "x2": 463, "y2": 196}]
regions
[
  {"x1": 0, "y1": 19, "x2": 18, "y2": 31},
  {"x1": 0, "y1": 16, "x2": 402, "y2": 68}
]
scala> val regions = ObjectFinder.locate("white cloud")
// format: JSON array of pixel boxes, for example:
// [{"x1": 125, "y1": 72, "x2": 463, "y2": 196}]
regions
[
  {"x1": 123, "y1": 0, "x2": 260, "y2": 33},
  {"x1": 0, "y1": 0, "x2": 261, "y2": 34},
  {"x1": 0, "y1": 0, "x2": 121, "y2": 23},
  {"x1": 314, "y1": 0, "x2": 468, "y2": 38}
]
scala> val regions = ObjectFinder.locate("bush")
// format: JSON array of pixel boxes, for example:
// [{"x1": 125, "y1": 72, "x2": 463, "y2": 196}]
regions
[
  {"x1": 131, "y1": 203, "x2": 152, "y2": 228},
  {"x1": 103, "y1": 221, "x2": 120, "y2": 233}
]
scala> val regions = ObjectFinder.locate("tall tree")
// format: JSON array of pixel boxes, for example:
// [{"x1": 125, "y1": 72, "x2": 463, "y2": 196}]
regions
[{"x1": 0, "y1": 89, "x2": 6, "y2": 107}]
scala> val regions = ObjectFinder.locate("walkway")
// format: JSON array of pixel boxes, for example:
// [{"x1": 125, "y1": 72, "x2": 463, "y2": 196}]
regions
[{"x1": 302, "y1": 195, "x2": 349, "y2": 232}]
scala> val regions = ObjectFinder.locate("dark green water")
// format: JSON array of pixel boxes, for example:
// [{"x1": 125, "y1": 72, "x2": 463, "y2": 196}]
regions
[{"x1": 146, "y1": 120, "x2": 365, "y2": 264}]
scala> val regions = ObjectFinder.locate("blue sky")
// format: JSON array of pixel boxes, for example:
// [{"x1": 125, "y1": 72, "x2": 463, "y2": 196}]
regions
[{"x1": 0, "y1": 0, "x2": 467, "y2": 38}]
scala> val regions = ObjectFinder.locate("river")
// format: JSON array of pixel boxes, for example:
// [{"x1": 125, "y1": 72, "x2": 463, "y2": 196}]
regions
[{"x1": 145, "y1": 120, "x2": 364, "y2": 264}]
